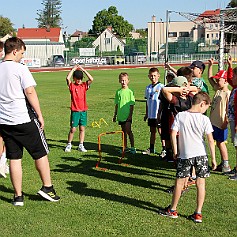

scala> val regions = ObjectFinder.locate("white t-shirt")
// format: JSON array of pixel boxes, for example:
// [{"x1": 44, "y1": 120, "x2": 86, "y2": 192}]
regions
[
  {"x1": 172, "y1": 111, "x2": 213, "y2": 159},
  {"x1": 144, "y1": 82, "x2": 164, "y2": 119},
  {"x1": 0, "y1": 61, "x2": 37, "y2": 125}
]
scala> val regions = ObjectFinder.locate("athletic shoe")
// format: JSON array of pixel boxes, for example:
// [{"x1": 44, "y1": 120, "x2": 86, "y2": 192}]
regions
[
  {"x1": 37, "y1": 186, "x2": 60, "y2": 202},
  {"x1": 142, "y1": 148, "x2": 155, "y2": 155},
  {"x1": 118, "y1": 147, "x2": 130, "y2": 154},
  {"x1": 222, "y1": 165, "x2": 231, "y2": 174},
  {"x1": 78, "y1": 144, "x2": 87, "y2": 152},
  {"x1": 189, "y1": 213, "x2": 202, "y2": 223},
  {"x1": 215, "y1": 163, "x2": 222, "y2": 172},
  {"x1": 160, "y1": 205, "x2": 178, "y2": 218},
  {"x1": 0, "y1": 164, "x2": 6, "y2": 178},
  {"x1": 12, "y1": 195, "x2": 24, "y2": 206},
  {"x1": 64, "y1": 144, "x2": 72, "y2": 152},
  {"x1": 130, "y1": 147, "x2": 136, "y2": 154},
  {"x1": 159, "y1": 149, "x2": 167, "y2": 159},
  {"x1": 229, "y1": 174, "x2": 237, "y2": 181},
  {"x1": 226, "y1": 168, "x2": 237, "y2": 176}
]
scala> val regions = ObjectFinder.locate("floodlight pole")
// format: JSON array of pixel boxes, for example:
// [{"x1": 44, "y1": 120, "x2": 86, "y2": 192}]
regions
[
  {"x1": 219, "y1": 12, "x2": 225, "y2": 70},
  {"x1": 164, "y1": 10, "x2": 171, "y2": 84}
]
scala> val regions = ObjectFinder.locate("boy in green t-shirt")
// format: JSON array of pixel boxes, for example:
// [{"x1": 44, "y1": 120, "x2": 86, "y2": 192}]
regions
[{"x1": 113, "y1": 72, "x2": 136, "y2": 154}]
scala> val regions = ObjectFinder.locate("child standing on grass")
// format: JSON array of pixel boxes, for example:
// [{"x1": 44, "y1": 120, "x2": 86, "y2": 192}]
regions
[
  {"x1": 160, "y1": 92, "x2": 217, "y2": 223},
  {"x1": 208, "y1": 58, "x2": 231, "y2": 174},
  {"x1": 113, "y1": 72, "x2": 136, "y2": 154},
  {"x1": 0, "y1": 41, "x2": 9, "y2": 178},
  {"x1": 65, "y1": 65, "x2": 94, "y2": 152},
  {"x1": 143, "y1": 68, "x2": 164, "y2": 155},
  {"x1": 226, "y1": 56, "x2": 237, "y2": 180}
]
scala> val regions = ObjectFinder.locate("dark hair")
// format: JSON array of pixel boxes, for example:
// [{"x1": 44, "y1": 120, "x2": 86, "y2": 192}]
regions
[
  {"x1": 73, "y1": 70, "x2": 83, "y2": 79},
  {"x1": 119, "y1": 72, "x2": 128, "y2": 80},
  {"x1": 177, "y1": 67, "x2": 192, "y2": 77},
  {"x1": 192, "y1": 92, "x2": 211, "y2": 105},
  {"x1": 149, "y1": 67, "x2": 160, "y2": 74},
  {"x1": 4, "y1": 37, "x2": 26, "y2": 54},
  {"x1": 0, "y1": 41, "x2": 3, "y2": 50}
]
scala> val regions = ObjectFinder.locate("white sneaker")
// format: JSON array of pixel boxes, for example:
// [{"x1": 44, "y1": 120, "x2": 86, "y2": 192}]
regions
[
  {"x1": 78, "y1": 144, "x2": 87, "y2": 152},
  {"x1": 0, "y1": 164, "x2": 6, "y2": 178},
  {"x1": 65, "y1": 144, "x2": 72, "y2": 152}
]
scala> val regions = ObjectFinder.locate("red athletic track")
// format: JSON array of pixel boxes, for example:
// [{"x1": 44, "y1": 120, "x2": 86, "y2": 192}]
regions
[{"x1": 29, "y1": 63, "x2": 192, "y2": 73}]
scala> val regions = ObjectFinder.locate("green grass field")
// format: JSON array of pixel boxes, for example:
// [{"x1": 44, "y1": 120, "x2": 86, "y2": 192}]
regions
[{"x1": 0, "y1": 66, "x2": 237, "y2": 237}]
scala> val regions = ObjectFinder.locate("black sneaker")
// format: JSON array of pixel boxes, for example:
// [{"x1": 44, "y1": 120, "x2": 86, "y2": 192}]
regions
[
  {"x1": 12, "y1": 195, "x2": 24, "y2": 206},
  {"x1": 37, "y1": 186, "x2": 60, "y2": 202}
]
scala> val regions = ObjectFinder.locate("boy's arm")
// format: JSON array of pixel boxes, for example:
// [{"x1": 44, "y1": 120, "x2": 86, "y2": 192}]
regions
[
  {"x1": 77, "y1": 65, "x2": 94, "y2": 86},
  {"x1": 144, "y1": 103, "x2": 148, "y2": 121},
  {"x1": 24, "y1": 86, "x2": 44, "y2": 129},
  {"x1": 165, "y1": 62, "x2": 177, "y2": 75},
  {"x1": 170, "y1": 129, "x2": 178, "y2": 159},
  {"x1": 227, "y1": 56, "x2": 233, "y2": 85},
  {"x1": 207, "y1": 58, "x2": 217, "y2": 89},
  {"x1": 162, "y1": 87, "x2": 185, "y2": 102},
  {"x1": 206, "y1": 133, "x2": 217, "y2": 170},
  {"x1": 128, "y1": 105, "x2": 134, "y2": 121},
  {"x1": 113, "y1": 104, "x2": 118, "y2": 122},
  {"x1": 66, "y1": 65, "x2": 78, "y2": 86}
]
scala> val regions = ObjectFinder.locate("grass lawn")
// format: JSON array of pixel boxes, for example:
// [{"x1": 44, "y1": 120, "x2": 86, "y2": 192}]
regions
[{"x1": 0, "y1": 66, "x2": 236, "y2": 237}]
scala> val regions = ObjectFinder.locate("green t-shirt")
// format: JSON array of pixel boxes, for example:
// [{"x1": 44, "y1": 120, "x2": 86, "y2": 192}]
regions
[
  {"x1": 114, "y1": 88, "x2": 135, "y2": 122},
  {"x1": 192, "y1": 77, "x2": 209, "y2": 94}
]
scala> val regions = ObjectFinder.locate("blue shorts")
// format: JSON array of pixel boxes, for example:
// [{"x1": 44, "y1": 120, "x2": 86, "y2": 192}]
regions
[{"x1": 212, "y1": 125, "x2": 228, "y2": 142}]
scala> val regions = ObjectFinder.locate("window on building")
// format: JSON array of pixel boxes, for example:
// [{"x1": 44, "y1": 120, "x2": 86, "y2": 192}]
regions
[
  {"x1": 207, "y1": 34, "x2": 209, "y2": 38},
  {"x1": 179, "y1": 32, "x2": 189, "y2": 37},
  {"x1": 168, "y1": 32, "x2": 177, "y2": 37},
  {"x1": 105, "y1": 38, "x2": 110, "y2": 44}
]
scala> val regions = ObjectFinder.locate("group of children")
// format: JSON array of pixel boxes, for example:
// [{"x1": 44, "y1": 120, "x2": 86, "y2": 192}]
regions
[{"x1": 62, "y1": 57, "x2": 237, "y2": 223}]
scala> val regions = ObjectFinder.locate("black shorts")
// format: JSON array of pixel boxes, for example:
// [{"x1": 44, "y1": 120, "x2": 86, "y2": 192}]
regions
[
  {"x1": 118, "y1": 119, "x2": 132, "y2": 125},
  {"x1": 0, "y1": 119, "x2": 49, "y2": 160},
  {"x1": 148, "y1": 119, "x2": 160, "y2": 128}
]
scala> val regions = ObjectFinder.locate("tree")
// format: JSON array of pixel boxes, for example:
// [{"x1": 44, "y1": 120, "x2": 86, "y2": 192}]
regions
[
  {"x1": 36, "y1": 0, "x2": 62, "y2": 28},
  {"x1": 91, "y1": 6, "x2": 133, "y2": 37},
  {"x1": 227, "y1": 0, "x2": 237, "y2": 8},
  {"x1": 0, "y1": 16, "x2": 14, "y2": 37}
]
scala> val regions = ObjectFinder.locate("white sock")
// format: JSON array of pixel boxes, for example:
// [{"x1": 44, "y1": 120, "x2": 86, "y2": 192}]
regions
[{"x1": 0, "y1": 152, "x2": 7, "y2": 166}]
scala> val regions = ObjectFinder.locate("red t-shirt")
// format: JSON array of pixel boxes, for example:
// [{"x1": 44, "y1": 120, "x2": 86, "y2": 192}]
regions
[{"x1": 69, "y1": 82, "x2": 89, "y2": 111}]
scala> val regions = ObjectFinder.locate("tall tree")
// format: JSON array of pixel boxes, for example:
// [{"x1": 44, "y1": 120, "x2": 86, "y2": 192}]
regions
[
  {"x1": 36, "y1": 0, "x2": 62, "y2": 28},
  {"x1": 91, "y1": 6, "x2": 133, "y2": 37},
  {"x1": 227, "y1": 0, "x2": 237, "y2": 8},
  {"x1": 0, "y1": 16, "x2": 14, "y2": 37}
]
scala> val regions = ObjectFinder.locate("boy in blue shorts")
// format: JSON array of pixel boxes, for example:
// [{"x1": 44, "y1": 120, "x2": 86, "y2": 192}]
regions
[
  {"x1": 160, "y1": 92, "x2": 217, "y2": 223},
  {"x1": 65, "y1": 65, "x2": 94, "y2": 152}
]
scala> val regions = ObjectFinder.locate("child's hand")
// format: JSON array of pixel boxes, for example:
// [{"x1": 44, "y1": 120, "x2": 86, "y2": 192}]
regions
[
  {"x1": 212, "y1": 160, "x2": 217, "y2": 171},
  {"x1": 144, "y1": 115, "x2": 148, "y2": 121},
  {"x1": 164, "y1": 62, "x2": 171, "y2": 70},
  {"x1": 227, "y1": 56, "x2": 232, "y2": 66},
  {"x1": 208, "y1": 58, "x2": 214, "y2": 66}
]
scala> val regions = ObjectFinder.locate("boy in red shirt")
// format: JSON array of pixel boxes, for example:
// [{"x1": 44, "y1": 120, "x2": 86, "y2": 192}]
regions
[{"x1": 65, "y1": 65, "x2": 94, "y2": 152}]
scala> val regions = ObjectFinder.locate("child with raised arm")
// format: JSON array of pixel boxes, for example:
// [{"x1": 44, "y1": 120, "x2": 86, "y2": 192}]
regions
[
  {"x1": 226, "y1": 56, "x2": 237, "y2": 180},
  {"x1": 160, "y1": 92, "x2": 217, "y2": 223},
  {"x1": 113, "y1": 72, "x2": 136, "y2": 154},
  {"x1": 143, "y1": 67, "x2": 164, "y2": 155},
  {"x1": 65, "y1": 65, "x2": 94, "y2": 152},
  {"x1": 208, "y1": 58, "x2": 231, "y2": 174}
]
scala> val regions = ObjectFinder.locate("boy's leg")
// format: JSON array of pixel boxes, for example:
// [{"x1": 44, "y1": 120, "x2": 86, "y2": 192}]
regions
[
  {"x1": 35, "y1": 155, "x2": 52, "y2": 187},
  {"x1": 9, "y1": 159, "x2": 22, "y2": 196},
  {"x1": 79, "y1": 125, "x2": 85, "y2": 144},
  {"x1": 121, "y1": 123, "x2": 128, "y2": 148},
  {"x1": 195, "y1": 177, "x2": 205, "y2": 213},
  {"x1": 67, "y1": 127, "x2": 76, "y2": 143},
  {"x1": 125, "y1": 121, "x2": 134, "y2": 148},
  {"x1": 170, "y1": 178, "x2": 186, "y2": 210},
  {"x1": 150, "y1": 126, "x2": 156, "y2": 148}
]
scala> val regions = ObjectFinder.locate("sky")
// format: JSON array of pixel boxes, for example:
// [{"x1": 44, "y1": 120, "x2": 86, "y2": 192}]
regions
[{"x1": 1, "y1": 0, "x2": 230, "y2": 34}]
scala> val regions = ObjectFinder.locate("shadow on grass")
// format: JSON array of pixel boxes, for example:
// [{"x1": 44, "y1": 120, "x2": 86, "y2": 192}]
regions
[{"x1": 67, "y1": 180, "x2": 162, "y2": 213}]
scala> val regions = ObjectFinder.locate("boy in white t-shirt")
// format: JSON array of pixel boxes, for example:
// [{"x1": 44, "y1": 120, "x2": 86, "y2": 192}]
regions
[{"x1": 160, "y1": 92, "x2": 217, "y2": 223}]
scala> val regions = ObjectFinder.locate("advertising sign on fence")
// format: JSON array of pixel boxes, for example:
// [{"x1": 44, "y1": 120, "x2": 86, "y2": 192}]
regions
[
  {"x1": 21, "y1": 58, "x2": 41, "y2": 68},
  {"x1": 70, "y1": 57, "x2": 107, "y2": 65}
]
